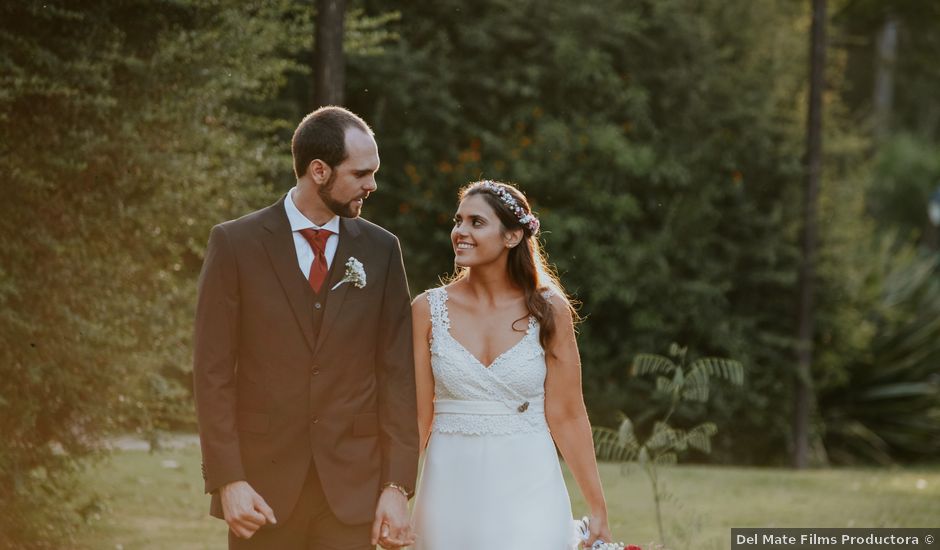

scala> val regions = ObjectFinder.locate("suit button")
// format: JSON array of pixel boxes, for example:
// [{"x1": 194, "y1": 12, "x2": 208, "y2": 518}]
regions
[
  {"x1": 311, "y1": 417, "x2": 319, "y2": 424},
  {"x1": 312, "y1": 368, "x2": 320, "y2": 375},
  {"x1": 314, "y1": 302, "x2": 322, "y2": 310}
]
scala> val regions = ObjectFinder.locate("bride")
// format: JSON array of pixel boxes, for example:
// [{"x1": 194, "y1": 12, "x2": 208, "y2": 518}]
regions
[{"x1": 410, "y1": 180, "x2": 613, "y2": 549}]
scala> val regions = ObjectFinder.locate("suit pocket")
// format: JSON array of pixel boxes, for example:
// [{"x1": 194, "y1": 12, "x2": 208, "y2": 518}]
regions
[
  {"x1": 351, "y1": 412, "x2": 378, "y2": 437},
  {"x1": 237, "y1": 411, "x2": 270, "y2": 434}
]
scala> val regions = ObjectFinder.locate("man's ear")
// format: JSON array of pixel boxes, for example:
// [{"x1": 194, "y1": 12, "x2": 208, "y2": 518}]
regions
[{"x1": 309, "y1": 159, "x2": 332, "y2": 186}]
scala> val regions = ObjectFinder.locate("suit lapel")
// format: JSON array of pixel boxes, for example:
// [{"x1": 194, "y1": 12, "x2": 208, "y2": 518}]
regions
[
  {"x1": 314, "y1": 217, "x2": 362, "y2": 353},
  {"x1": 260, "y1": 197, "x2": 318, "y2": 354}
]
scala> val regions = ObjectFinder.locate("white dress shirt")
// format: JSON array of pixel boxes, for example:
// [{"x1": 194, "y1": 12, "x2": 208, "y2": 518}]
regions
[{"x1": 284, "y1": 187, "x2": 340, "y2": 278}]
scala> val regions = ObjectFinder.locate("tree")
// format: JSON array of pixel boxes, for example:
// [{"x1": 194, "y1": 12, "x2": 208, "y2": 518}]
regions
[
  {"x1": 313, "y1": 0, "x2": 347, "y2": 106},
  {"x1": 835, "y1": 1, "x2": 940, "y2": 143},
  {"x1": 0, "y1": 0, "x2": 402, "y2": 541},
  {"x1": 872, "y1": 15, "x2": 897, "y2": 142},
  {"x1": 348, "y1": 0, "x2": 812, "y2": 464},
  {"x1": 833, "y1": 1, "x2": 940, "y2": 247},
  {"x1": 0, "y1": 1, "x2": 306, "y2": 544},
  {"x1": 793, "y1": 0, "x2": 828, "y2": 469}
]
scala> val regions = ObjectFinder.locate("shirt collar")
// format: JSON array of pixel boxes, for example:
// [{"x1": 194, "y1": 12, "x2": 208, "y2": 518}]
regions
[{"x1": 285, "y1": 187, "x2": 340, "y2": 234}]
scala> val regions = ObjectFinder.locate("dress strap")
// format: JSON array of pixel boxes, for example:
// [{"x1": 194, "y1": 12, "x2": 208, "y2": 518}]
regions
[{"x1": 426, "y1": 287, "x2": 451, "y2": 331}]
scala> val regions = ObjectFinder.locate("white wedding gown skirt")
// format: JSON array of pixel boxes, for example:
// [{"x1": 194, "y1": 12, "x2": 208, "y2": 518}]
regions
[
  {"x1": 413, "y1": 426, "x2": 575, "y2": 549},
  {"x1": 412, "y1": 288, "x2": 577, "y2": 549}
]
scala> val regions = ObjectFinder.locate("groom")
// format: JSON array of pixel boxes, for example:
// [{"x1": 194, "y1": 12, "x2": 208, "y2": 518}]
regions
[{"x1": 193, "y1": 106, "x2": 418, "y2": 549}]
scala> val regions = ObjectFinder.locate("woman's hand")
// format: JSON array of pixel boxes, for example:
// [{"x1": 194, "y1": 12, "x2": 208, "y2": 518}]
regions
[{"x1": 583, "y1": 512, "x2": 613, "y2": 548}]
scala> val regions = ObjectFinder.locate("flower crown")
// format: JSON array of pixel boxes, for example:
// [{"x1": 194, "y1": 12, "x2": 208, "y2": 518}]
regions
[{"x1": 477, "y1": 180, "x2": 540, "y2": 235}]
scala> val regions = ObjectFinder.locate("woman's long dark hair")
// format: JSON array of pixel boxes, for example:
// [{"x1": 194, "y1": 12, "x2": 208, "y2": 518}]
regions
[{"x1": 453, "y1": 180, "x2": 579, "y2": 354}]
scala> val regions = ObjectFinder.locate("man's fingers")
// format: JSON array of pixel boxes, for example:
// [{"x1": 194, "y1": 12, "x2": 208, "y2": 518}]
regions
[
  {"x1": 254, "y1": 496, "x2": 277, "y2": 525},
  {"x1": 229, "y1": 522, "x2": 257, "y2": 539},
  {"x1": 238, "y1": 509, "x2": 267, "y2": 528}
]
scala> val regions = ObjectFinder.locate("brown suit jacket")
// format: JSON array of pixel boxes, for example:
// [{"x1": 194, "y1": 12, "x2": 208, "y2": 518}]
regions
[{"x1": 193, "y1": 195, "x2": 418, "y2": 525}]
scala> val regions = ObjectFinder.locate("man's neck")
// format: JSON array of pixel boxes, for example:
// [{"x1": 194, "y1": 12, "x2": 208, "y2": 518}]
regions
[{"x1": 292, "y1": 185, "x2": 335, "y2": 226}]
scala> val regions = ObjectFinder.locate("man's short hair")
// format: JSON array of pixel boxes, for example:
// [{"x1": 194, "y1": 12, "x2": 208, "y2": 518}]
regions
[{"x1": 291, "y1": 106, "x2": 374, "y2": 178}]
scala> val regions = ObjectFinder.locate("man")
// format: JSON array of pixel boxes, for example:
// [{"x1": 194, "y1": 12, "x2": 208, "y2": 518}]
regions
[{"x1": 193, "y1": 106, "x2": 418, "y2": 549}]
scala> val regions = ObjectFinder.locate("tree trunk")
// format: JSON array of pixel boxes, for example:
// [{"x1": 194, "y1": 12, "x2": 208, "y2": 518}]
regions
[
  {"x1": 313, "y1": 0, "x2": 347, "y2": 108},
  {"x1": 873, "y1": 16, "x2": 897, "y2": 143},
  {"x1": 793, "y1": 0, "x2": 827, "y2": 470}
]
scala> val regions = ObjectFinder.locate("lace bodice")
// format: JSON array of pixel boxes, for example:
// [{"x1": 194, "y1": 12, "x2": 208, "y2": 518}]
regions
[{"x1": 427, "y1": 287, "x2": 550, "y2": 435}]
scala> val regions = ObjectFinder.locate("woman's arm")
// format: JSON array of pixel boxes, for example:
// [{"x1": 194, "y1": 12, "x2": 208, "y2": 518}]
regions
[
  {"x1": 412, "y1": 292, "x2": 435, "y2": 454},
  {"x1": 544, "y1": 294, "x2": 612, "y2": 544}
]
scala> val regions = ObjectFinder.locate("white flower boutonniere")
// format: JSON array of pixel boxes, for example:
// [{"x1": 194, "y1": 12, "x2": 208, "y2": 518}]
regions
[{"x1": 331, "y1": 257, "x2": 367, "y2": 291}]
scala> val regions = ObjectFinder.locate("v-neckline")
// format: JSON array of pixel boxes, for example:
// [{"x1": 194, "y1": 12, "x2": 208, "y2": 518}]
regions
[{"x1": 440, "y1": 287, "x2": 534, "y2": 370}]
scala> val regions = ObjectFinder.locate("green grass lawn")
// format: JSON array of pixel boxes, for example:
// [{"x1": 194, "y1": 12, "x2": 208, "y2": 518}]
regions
[{"x1": 76, "y1": 442, "x2": 939, "y2": 549}]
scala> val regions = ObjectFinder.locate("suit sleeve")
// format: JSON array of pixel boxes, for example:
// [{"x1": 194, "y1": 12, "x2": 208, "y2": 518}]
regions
[
  {"x1": 376, "y1": 236, "x2": 419, "y2": 496},
  {"x1": 193, "y1": 224, "x2": 244, "y2": 494}
]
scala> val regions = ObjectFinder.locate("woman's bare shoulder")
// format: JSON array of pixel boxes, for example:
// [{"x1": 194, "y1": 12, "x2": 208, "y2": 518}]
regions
[{"x1": 411, "y1": 290, "x2": 432, "y2": 322}]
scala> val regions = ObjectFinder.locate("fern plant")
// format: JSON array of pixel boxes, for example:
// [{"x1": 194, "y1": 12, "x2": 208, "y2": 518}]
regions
[
  {"x1": 592, "y1": 344, "x2": 744, "y2": 546},
  {"x1": 819, "y1": 244, "x2": 940, "y2": 464}
]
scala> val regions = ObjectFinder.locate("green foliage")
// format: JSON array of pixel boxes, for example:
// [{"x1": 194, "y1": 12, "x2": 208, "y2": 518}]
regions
[
  {"x1": 593, "y1": 344, "x2": 743, "y2": 546},
  {"x1": 808, "y1": 118, "x2": 940, "y2": 464},
  {"x1": 345, "y1": 8, "x2": 401, "y2": 56},
  {"x1": 0, "y1": 0, "x2": 398, "y2": 543},
  {"x1": 834, "y1": 1, "x2": 940, "y2": 141},
  {"x1": 4, "y1": 2, "x2": 938, "y2": 546},
  {"x1": 346, "y1": 0, "x2": 936, "y2": 468},
  {"x1": 866, "y1": 134, "x2": 940, "y2": 241},
  {"x1": 349, "y1": 0, "x2": 811, "y2": 464},
  {"x1": 0, "y1": 0, "x2": 309, "y2": 544},
  {"x1": 819, "y1": 240, "x2": 940, "y2": 464},
  {"x1": 594, "y1": 345, "x2": 744, "y2": 465}
]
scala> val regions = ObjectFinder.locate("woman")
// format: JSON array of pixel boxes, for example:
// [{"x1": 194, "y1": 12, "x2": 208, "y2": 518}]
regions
[{"x1": 411, "y1": 180, "x2": 613, "y2": 549}]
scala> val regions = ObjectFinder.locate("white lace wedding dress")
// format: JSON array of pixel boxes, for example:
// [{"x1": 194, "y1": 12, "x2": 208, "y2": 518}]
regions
[{"x1": 412, "y1": 287, "x2": 577, "y2": 549}]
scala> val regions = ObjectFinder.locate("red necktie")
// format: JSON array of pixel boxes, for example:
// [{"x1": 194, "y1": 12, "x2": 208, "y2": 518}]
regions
[{"x1": 298, "y1": 228, "x2": 333, "y2": 293}]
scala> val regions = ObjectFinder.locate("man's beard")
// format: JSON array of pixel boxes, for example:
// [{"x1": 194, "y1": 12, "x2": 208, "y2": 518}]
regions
[{"x1": 318, "y1": 171, "x2": 360, "y2": 218}]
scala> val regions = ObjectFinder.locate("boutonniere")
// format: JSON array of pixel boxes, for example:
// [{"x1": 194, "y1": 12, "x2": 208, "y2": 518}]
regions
[{"x1": 331, "y1": 257, "x2": 367, "y2": 291}]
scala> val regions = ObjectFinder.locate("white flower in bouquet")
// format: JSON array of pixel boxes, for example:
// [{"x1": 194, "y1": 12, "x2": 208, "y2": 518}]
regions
[{"x1": 331, "y1": 257, "x2": 366, "y2": 290}]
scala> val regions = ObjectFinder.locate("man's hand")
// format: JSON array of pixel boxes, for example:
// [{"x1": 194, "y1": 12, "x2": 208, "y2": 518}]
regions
[
  {"x1": 371, "y1": 487, "x2": 414, "y2": 549},
  {"x1": 220, "y1": 480, "x2": 277, "y2": 539}
]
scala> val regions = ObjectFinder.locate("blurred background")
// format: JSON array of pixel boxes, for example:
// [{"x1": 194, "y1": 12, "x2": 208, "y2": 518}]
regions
[{"x1": 2, "y1": 0, "x2": 939, "y2": 547}]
